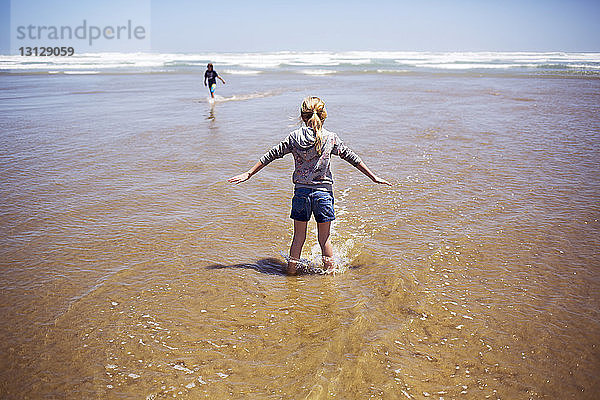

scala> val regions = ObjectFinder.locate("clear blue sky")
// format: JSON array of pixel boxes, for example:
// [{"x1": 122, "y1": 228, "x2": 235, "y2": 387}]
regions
[{"x1": 2, "y1": 0, "x2": 600, "y2": 53}]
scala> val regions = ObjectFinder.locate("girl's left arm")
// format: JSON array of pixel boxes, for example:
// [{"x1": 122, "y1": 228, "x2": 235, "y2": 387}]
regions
[
  {"x1": 333, "y1": 133, "x2": 391, "y2": 186},
  {"x1": 355, "y1": 161, "x2": 392, "y2": 186},
  {"x1": 228, "y1": 161, "x2": 265, "y2": 184}
]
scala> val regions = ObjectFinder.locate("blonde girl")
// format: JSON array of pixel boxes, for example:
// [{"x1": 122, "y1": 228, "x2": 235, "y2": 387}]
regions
[{"x1": 228, "y1": 96, "x2": 390, "y2": 275}]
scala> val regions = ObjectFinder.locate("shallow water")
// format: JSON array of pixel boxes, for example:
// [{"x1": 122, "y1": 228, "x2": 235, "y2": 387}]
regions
[{"x1": 1, "y1": 70, "x2": 599, "y2": 399}]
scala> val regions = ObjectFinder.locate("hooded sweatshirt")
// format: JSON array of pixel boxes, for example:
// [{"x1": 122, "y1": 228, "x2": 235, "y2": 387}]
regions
[{"x1": 259, "y1": 127, "x2": 362, "y2": 191}]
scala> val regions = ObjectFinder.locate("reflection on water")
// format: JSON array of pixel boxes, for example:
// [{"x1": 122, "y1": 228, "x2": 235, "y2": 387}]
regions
[
  {"x1": 0, "y1": 72, "x2": 599, "y2": 399},
  {"x1": 207, "y1": 102, "x2": 215, "y2": 121}
]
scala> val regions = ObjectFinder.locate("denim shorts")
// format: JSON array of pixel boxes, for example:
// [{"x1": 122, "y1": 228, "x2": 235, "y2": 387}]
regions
[{"x1": 290, "y1": 187, "x2": 335, "y2": 223}]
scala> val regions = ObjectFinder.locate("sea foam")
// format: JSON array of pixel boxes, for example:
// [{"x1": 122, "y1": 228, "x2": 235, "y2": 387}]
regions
[{"x1": 1, "y1": 51, "x2": 599, "y2": 75}]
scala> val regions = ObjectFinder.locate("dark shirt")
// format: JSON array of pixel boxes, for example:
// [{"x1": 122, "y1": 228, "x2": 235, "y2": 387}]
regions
[{"x1": 204, "y1": 70, "x2": 219, "y2": 85}]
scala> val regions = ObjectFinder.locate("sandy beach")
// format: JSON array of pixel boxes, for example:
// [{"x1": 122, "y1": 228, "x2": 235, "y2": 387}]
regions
[{"x1": 1, "y1": 52, "x2": 599, "y2": 398}]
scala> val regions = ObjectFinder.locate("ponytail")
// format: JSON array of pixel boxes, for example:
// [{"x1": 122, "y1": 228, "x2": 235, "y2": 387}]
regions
[{"x1": 300, "y1": 97, "x2": 328, "y2": 154}]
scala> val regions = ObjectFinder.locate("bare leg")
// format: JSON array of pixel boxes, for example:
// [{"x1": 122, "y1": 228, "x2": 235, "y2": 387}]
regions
[
  {"x1": 317, "y1": 221, "x2": 334, "y2": 272},
  {"x1": 288, "y1": 220, "x2": 308, "y2": 275}
]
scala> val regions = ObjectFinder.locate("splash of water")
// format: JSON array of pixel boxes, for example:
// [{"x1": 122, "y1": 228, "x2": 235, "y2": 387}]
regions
[
  {"x1": 279, "y1": 250, "x2": 349, "y2": 275},
  {"x1": 279, "y1": 187, "x2": 362, "y2": 275},
  {"x1": 204, "y1": 90, "x2": 281, "y2": 103}
]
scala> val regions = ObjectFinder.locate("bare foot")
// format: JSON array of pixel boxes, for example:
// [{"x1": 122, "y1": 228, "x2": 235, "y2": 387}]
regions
[
  {"x1": 322, "y1": 255, "x2": 334, "y2": 274},
  {"x1": 287, "y1": 258, "x2": 299, "y2": 275}
]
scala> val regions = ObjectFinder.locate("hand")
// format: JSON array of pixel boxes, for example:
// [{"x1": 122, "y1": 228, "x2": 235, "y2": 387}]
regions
[
  {"x1": 228, "y1": 172, "x2": 251, "y2": 184},
  {"x1": 204, "y1": 83, "x2": 207, "y2": 86},
  {"x1": 372, "y1": 176, "x2": 392, "y2": 186}
]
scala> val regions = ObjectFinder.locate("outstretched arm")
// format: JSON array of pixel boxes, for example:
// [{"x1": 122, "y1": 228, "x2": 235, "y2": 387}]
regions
[
  {"x1": 331, "y1": 133, "x2": 391, "y2": 186},
  {"x1": 356, "y1": 161, "x2": 392, "y2": 186},
  {"x1": 229, "y1": 135, "x2": 292, "y2": 184},
  {"x1": 218, "y1": 76, "x2": 226, "y2": 84},
  {"x1": 228, "y1": 161, "x2": 265, "y2": 184}
]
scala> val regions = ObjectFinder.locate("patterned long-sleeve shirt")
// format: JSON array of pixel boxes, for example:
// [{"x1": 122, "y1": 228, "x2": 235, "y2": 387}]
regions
[{"x1": 259, "y1": 127, "x2": 362, "y2": 191}]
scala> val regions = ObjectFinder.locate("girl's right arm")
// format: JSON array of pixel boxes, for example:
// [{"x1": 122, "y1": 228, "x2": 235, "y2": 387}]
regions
[{"x1": 227, "y1": 161, "x2": 265, "y2": 184}]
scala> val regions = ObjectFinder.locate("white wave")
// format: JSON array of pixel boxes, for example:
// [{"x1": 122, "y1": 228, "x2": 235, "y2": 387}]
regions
[
  {"x1": 567, "y1": 63, "x2": 600, "y2": 69},
  {"x1": 1, "y1": 51, "x2": 598, "y2": 74},
  {"x1": 413, "y1": 63, "x2": 525, "y2": 70},
  {"x1": 0, "y1": 52, "x2": 166, "y2": 70},
  {"x1": 394, "y1": 51, "x2": 600, "y2": 66},
  {"x1": 298, "y1": 69, "x2": 335, "y2": 75},
  {"x1": 376, "y1": 69, "x2": 410, "y2": 73},
  {"x1": 221, "y1": 69, "x2": 262, "y2": 75},
  {"x1": 63, "y1": 70, "x2": 100, "y2": 74}
]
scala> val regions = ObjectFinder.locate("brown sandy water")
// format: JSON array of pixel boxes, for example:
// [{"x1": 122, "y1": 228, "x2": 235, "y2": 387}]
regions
[{"x1": 1, "y1": 71, "x2": 599, "y2": 399}]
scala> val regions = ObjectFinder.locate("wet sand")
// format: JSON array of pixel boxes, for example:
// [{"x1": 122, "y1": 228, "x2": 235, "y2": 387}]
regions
[{"x1": 1, "y1": 70, "x2": 599, "y2": 398}]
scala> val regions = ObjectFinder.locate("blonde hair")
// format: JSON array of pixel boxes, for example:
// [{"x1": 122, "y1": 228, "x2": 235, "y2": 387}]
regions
[{"x1": 300, "y1": 96, "x2": 328, "y2": 154}]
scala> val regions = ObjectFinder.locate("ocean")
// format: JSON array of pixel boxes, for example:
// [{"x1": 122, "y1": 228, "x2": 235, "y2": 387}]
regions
[
  {"x1": 2, "y1": 51, "x2": 600, "y2": 76},
  {"x1": 1, "y1": 51, "x2": 599, "y2": 399}
]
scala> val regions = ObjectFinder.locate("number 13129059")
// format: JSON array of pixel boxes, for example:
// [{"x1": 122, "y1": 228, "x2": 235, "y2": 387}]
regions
[{"x1": 19, "y1": 47, "x2": 75, "y2": 56}]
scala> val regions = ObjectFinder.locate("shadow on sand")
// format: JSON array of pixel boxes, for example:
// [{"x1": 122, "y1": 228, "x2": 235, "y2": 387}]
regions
[
  {"x1": 206, "y1": 258, "x2": 360, "y2": 276},
  {"x1": 206, "y1": 258, "x2": 290, "y2": 275}
]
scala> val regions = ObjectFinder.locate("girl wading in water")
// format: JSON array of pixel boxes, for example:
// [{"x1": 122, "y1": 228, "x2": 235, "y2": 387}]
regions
[
  {"x1": 204, "y1": 63, "x2": 225, "y2": 98},
  {"x1": 228, "y1": 96, "x2": 391, "y2": 275}
]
